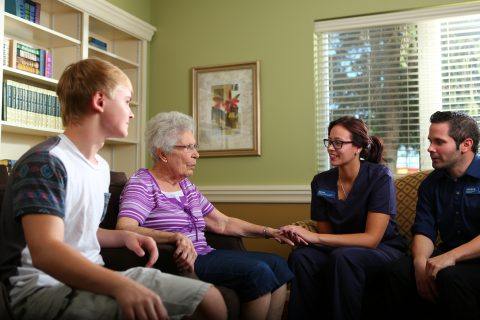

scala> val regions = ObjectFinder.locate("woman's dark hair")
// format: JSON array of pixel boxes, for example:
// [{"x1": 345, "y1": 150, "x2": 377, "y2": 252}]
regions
[{"x1": 328, "y1": 116, "x2": 384, "y2": 164}]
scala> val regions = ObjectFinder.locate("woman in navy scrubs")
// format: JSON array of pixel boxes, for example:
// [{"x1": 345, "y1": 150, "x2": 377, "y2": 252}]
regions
[{"x1": 282, "y1": 116, "x2": 406, "y2": 320}]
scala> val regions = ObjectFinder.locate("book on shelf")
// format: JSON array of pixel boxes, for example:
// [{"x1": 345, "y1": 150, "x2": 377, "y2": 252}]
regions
[
  {"x1": 33, "y1": 1, "x2": 41, "y2": 23},
  {"x1": 44, "y1": 50, "x2": 52, "y2": 78},
  {"x1": 2, "y1": 79, "x2": 61, "y2": 130},
  {"x1": 6, "y1": 39, "x2": 52, "y2": 78},
  {"x1": 24, "y1": 0, "x2": 31, "y2": 21},
  {"x1": 5, "y1": 0, "x2": 41, "y2": 23},
  {"x1": 88, "y1": 36, "x2": 108, "y2": 51}
]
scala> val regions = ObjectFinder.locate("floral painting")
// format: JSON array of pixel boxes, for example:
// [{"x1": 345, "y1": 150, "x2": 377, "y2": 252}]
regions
[{"x1": 192, "y1": 62, "x2": 260, "y2": 157}]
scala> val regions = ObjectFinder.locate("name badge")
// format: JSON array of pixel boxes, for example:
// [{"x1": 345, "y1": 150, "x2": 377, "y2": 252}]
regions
[
  {"x1": 316, "y1": 189, "x2": 336, "y2": 199},
  {"x1": 465, "y1": 186, "x2": 480, "y2": 195}
]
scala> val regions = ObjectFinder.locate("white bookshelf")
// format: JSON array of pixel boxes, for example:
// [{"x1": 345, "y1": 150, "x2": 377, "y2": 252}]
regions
[
  {"x1": 3, "y1": 65, "x2": 58, "y2": 85},
  {"x1": 88, "y1": 45, "x2": 138, "y2": 69},
  {"x1": 0, "y1": 120, "x2": 62, "y2": 135},
  {"x1": 0, "y1": 0, "x2": 156, "y2": 176},
  {"x1": 4, "y1": 12, "x2": 81, "y2": 48}
]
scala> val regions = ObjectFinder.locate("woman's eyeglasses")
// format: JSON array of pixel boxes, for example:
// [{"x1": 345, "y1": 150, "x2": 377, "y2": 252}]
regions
[
  {"x1": 174, "y1": 144, "x2": 199, "y2": 152},
  {"x1": 323, "y1": 139, "x2": 353, "y2": 150}
]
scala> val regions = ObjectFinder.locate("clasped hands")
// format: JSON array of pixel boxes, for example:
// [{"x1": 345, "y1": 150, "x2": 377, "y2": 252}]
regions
[
  {"x1": 267, "y1": 225, "x2": 313, "y2": 246},
  {"x1": 414, "y1": 252, "x2": 456, "y2": 302},
  {"x1": 171, "y1": 226, "x2": 316, "y2": 273},
  {"x1": 173, "y1": 233, "x2": 197, "y2": 274},
  {"x1": 279, "y1": 225, "x2": 315, "y2": 245}
]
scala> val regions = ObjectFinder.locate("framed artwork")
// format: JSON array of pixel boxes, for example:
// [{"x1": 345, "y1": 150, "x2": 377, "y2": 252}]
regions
[{"x1": 192, "y1": 61, "x2": 260, "y2": 157}]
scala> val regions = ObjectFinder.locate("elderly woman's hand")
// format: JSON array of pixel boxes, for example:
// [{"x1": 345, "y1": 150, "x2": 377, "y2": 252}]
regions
[
  {"x1": 266, "y1": 228, "x2": 296, "y2": 246},
  {"x1": 279, "y1": 225, "x2": 312, "y2": 245},
  {"x1": 173, "y1": 233, "x2": 197, "y2": 273}
]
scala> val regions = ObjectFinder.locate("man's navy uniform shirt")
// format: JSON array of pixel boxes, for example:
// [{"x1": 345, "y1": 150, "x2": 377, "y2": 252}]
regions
[
  {"x1": 311, "y1": 161, "x2": 405, "y2": 249},
  {"x1": 412, "y1": 155, "x2": 480, "y2": 252}
]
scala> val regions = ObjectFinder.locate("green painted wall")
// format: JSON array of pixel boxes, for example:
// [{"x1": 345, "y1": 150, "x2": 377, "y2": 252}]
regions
[
  {"x1": 106, "y1": 0, "x2": 152, "y2": 24},
  {"x1": 148, "y1": 0, "x2": 473, "y2": 186}
]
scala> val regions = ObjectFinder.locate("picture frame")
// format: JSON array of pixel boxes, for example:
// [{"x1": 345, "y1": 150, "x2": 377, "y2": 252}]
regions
[{"x1": 192, "y1": 61, "x2": 260, "y2": 157}]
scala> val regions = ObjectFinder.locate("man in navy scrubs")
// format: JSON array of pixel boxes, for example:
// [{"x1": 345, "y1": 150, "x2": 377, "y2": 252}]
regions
[{"x1": 385, "y1": 111, "x2": 480, "y2": 320}]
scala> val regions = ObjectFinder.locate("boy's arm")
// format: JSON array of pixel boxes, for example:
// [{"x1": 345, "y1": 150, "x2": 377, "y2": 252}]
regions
[
  {"x1": 22, "y1": 214, "x2": 168, "y2": 320},
  {"x1": 97, "y1": 227, "x2": 158, "y2": 267}
]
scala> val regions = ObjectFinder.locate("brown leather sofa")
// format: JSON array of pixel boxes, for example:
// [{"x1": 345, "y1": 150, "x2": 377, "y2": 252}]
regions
[{"x1": 0, "y1": 167, "x2": 243, "y2": 320}]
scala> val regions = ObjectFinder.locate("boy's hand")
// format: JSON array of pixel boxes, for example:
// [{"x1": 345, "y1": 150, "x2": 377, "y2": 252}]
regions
[
  {"x1": 124, "y1": 232, "x2": 159, "y2": 268},
  {"x1": 114, "y1": 279, "x2": 169, "y2": 320}
]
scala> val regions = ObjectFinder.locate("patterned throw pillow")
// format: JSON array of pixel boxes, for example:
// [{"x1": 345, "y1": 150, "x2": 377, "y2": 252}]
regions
[
  {"x1": 395, "y1": 171, "x2": 431, "y2": 244},
  {"x1": 292, "y1": 219, "x2": 318, "y2": 233}
]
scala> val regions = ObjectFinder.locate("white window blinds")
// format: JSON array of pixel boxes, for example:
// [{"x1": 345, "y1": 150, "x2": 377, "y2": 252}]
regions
[
  {"x1": 315, "y1": 12, "x2": 480, "y2": 175},
  {"x1": 441, "y1": 17, "x2": 480, "y2": 116}
]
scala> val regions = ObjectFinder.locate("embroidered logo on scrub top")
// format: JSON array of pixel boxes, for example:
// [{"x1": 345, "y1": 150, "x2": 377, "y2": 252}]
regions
[
  {"x1": 316, "y1": 189, "x2": 336, "y2": 199},
  {"x1": 465, "y1": 186, "x2": 480, "y2": 194}
]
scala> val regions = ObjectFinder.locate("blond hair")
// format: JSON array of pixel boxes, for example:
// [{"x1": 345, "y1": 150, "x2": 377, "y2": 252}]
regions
[{"x1": 56, "y1": 58, "x2": 131, "y2": 126}]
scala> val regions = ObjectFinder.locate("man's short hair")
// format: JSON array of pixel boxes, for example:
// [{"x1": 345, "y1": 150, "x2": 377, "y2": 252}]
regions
[
  {"x1": 430, "y1": 111, "x2": 480, "y2": 153},
  {"x1": 56, "y1": 58, "x2": 131, "y2": 126}
]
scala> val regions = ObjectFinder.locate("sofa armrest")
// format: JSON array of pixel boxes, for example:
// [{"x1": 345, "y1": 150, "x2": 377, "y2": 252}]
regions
[
  {"x1": 205, "y1": 232, "x2": 246, "y2": 251},
  {"x1": 101, "y1": 244, "x2": 178, "y2": 274}
]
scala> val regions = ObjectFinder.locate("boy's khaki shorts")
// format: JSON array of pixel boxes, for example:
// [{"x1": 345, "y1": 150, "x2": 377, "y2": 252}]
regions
[{"x1": 10, "y1": 267, "x2": 211, "y2": 320}]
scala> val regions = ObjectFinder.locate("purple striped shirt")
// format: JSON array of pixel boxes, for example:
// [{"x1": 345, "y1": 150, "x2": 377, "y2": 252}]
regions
[{"x1": 118, "y1": 168, "x2": 215, "y2": 255}]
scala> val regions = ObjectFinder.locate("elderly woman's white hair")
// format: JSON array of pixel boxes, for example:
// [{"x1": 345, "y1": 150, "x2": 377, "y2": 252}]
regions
[{"x1": 146, "y1": 111, "x2": 195, "y2": 160}]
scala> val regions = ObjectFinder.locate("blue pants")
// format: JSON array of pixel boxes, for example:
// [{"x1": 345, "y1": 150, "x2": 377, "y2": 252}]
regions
[
  {"x1": 288, "y1": 244, "x2": 403, "y2": 320},
  {"x1": 194, "y1": 249, "x2": 294, "y2": 302}
]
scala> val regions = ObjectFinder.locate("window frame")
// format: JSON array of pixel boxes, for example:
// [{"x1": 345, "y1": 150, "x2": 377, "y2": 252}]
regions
[{"x1": 314, "y1": 3, "x2": 480, "y2": 173}]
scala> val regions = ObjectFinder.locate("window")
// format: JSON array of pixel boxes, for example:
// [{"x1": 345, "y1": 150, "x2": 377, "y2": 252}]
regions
[{"x1": 315, "y1": 4, "x2": 480, "y2": 175}]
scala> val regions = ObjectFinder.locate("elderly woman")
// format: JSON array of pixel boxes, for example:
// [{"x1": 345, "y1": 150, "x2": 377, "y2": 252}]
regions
[{"x1": 116, "y1": 111, "x2": 294, "y2": 320}]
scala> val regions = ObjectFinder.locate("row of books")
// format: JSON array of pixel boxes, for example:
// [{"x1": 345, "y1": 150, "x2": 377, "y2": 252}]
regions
[
  {"x1": 5, "y1": 0, "x2": 41, "y2": 24},
  {"x1": 2, "y1": 79, "x2": 62, "y2": 130},
  {"x1": 3, "y1": 38, "x2": 53, "y2": 78}
]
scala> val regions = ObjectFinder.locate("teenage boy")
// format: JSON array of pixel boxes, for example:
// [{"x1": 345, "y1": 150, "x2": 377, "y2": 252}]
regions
[
  {"x1": 0, "y1": 59, "x2": 226, "y2": 320},
  {"x1": 385, "y1": 111, "x2": 480, "y2": 320}
]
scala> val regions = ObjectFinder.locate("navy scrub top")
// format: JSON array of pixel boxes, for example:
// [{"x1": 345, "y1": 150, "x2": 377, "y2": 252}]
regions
[
  {"x1": 311, "y1": 161, "x2": 405, "y2": 249},
  {"x1": 412, "y1": 155, "x2": 480, "y2": 252}
]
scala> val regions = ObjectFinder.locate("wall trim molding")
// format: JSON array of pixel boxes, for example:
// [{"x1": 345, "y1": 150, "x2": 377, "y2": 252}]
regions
[
  {"x1": 62, "y1": 0, "x2": 157, "y2": 41},
  {"x1": 198, "y1": 185, "x2": 311, "y2": 203}
]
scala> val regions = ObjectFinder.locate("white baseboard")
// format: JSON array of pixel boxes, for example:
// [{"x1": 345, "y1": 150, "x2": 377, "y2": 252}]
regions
[{"x1": 198, "y1": 185, "x2": 311, "y2": 203}]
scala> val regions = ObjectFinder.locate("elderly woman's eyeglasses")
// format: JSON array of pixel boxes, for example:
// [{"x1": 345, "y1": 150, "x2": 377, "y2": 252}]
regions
[
  {"x1": 174, "y1": 144, "x2": 199, "y2": 152},
  {"x1": 323, "y1": 139, "x2": 353, "y2": 150}
]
